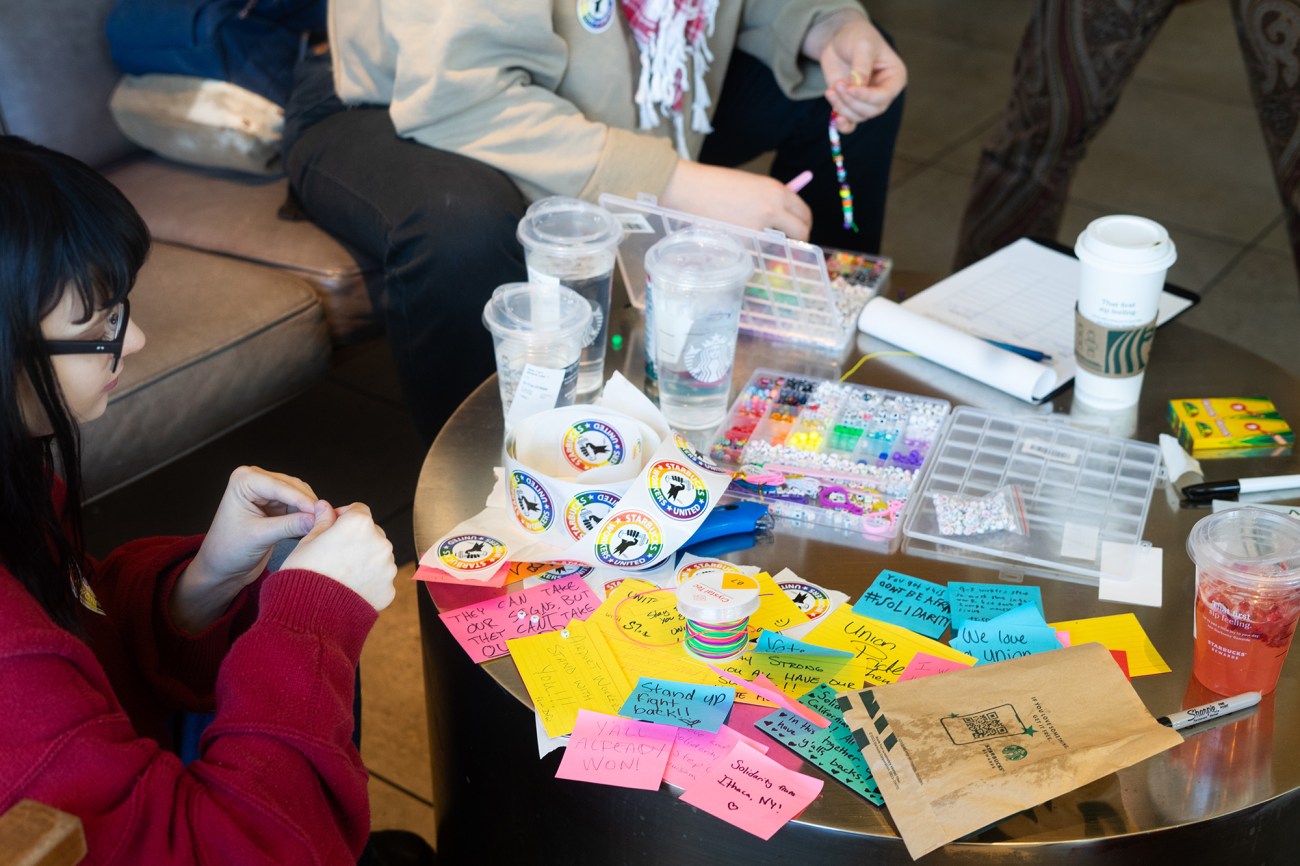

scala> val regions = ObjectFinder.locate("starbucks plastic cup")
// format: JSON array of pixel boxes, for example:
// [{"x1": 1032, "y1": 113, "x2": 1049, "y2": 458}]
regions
[
  {"x1": 677, "y1": 573, "x2": 761, "y2": 662},
  {"x1": 1073, "y1": 215, "x2": 1177, "y2": 409},
  {"x1": 517, "y1": 198, "x2": 623, "y2": 401},
  {"x1": 482, "y1": 282, "x2": 591, "y2": 429},
  {"x1": 1187, "y1": 507, "x2": 1300, "y2": 695},
  {"x1": 644, "y1": 228, "x2": 753, "y2": 431}
]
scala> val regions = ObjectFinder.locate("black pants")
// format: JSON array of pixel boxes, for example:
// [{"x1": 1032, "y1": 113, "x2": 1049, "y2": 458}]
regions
[{"x1": 283, "y1": 49, "x2": 904, "y2": 443}]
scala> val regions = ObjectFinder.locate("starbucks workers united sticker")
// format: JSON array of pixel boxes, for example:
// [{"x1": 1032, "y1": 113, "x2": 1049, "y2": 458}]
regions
[
  {"x1": 594, "y1": 510, "x2": 663, "y2": 567},
  {"x1": 438, "y1": 534, "x2": 507, "y2": 571}
]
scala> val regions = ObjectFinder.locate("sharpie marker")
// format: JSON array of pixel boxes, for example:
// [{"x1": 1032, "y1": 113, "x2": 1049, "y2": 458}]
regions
[
  {"x1": 1182, "y1": 474, "x2": 1300, "y2": 502},
  {"x1": 1157, "y1": 691, "x2": 1261, "y2": 731}
]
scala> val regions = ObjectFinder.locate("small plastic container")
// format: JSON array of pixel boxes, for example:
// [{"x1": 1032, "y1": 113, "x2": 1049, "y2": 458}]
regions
[{"x1": 676, "y1": 573, "x2": 761, "y2": 662}]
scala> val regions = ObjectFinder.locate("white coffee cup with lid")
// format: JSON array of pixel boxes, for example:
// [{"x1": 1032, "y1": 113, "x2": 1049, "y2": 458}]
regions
[{"x1": 1073, "y1": 215, "x2": 1177, "y2": 409}]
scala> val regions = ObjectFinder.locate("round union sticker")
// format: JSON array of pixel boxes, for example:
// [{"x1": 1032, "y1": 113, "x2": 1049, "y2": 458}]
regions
[
  {"x1": 576, "y1": 0, "x2": 615, "y2": 33},
  {"x1": 510, "y1": 470, "x2": 554, "y2": 533},
  {"x1": 673, "y1": 432, "x2": 721, "y2": 472},
  {"x1": 594, "y1": 511, "x2": 663, "y2": 567},
  {"x1": 779, "y1": 580, "x2": 832, "y2": 621},
  {"x1": 648, "y1": 461, "x2": 708, "y2": 520},
  {"x1": 535, "y1": 563, "x2": 594, "y2": 581},
  {"x1": 563, "y1": 419, "x2": 626, "y2": 471},
  {"x1": 676, "y1": 559, "x2": 734, "y2": 585},
  {"x1": 564, "y1": 489, "x2": 620, "y2": 539},
  {"x1": 438, "y1": 534, "x2": 507, "y2": 571}
]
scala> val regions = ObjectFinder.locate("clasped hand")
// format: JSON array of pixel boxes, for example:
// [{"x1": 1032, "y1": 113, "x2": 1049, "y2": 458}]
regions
[{"x1": 172, "y1": 466, "x2": 397, "y2": 632}]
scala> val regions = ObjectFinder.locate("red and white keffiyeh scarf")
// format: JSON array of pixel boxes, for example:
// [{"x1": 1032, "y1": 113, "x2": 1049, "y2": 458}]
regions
[{"x1": 621, "y1": 0, "x2": 720, "y2": 158}]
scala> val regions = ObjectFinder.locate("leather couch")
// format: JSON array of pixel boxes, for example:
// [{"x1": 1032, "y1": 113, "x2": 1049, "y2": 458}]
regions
[{"x1": 0, "y1": 0, "x2": 380, "y2": 498}]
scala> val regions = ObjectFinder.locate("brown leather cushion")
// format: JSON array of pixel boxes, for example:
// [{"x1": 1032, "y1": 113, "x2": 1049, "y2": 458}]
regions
[
  {"x1": 106, "y1": 154, "x2": 380, "y2": 345},
  {"x1": 80, "y1": 243, "x2": 331, "y2": 498}
]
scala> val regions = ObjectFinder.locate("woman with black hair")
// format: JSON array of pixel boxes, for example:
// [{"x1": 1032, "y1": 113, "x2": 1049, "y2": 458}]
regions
[{"x1": 0, "y1": 134, "x2": 416, "y2": 864}]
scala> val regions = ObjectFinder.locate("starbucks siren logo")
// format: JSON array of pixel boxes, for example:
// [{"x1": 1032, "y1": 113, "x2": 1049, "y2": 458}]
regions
[
  {"x1": 594, "y1": 510, "x2": 663, "y2": 567},
  {"x1": 564, "y1": 489, "x2": 619, "y2": 539},
  {"x1": 683, "y1": 332, "x2": 734, "y2": 382},
  {"x1": 510, "y1": 471, "x2": 554, "y2": 533},
  {"x1": 562, "y1": 419, "x2": 625, "y2": 471},
  {"x1": 648, "y1": 460, "x2": 708, "y2": 520},
  {"x1": 438, "y1": 534, "x2": 507, "y2": 571}
]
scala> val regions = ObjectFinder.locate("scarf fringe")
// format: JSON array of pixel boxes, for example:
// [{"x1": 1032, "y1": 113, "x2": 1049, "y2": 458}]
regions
[{"x1": 627, "y1": 0, "x2": 718, "y2": 159}]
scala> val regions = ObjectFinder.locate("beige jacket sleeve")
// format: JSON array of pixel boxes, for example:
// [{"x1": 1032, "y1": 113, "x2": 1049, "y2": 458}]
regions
[
  {"x1": 348, "y1": 2, "x2": 676, "y2": 203},
  {"x1": 738, "y1": 0, "x2": 869, "y2": 99}
]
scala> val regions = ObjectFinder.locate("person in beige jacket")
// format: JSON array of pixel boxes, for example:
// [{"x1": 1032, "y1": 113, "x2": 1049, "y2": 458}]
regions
[{"x1": 283, "y1": 1, "x2": 906, "y2": 442}]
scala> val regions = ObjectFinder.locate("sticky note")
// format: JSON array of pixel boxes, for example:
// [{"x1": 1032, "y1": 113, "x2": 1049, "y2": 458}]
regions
[
  {"x1": 754, "y1": 630, "x2": 853, "y2": 658},
  {"x1": 438, "y1": 577, "x2": 600, "y2": 662},
  {"x1": 679, "y1": 741, "x2": 824, "y2": 839},
  {"x1": 946, "y1": 582, "x2": 1045, "y2": 625},
  {"x1": 948, "y1": 622, "x2": 1064, "y2": 665},
  {"x1": 747, "y1": 571, "x2": 812, "y2": 635},
  {"x1": 617, "y1": 677, "x2": 734, "y2": 731},
  {"x1": 1048, "y1": 612, "x2": 1171, "y2": 677},
  {"x1": 756, "y1": 684, "x2": 883, "y2": 805},
  {"x1": 556, "y1": 709, "x2": 676, "y2": 790},
  {"x1": 851, "y1": 569, "x2": 951, "y2": 638},
  {"x1": 589, "y1": 578, "x2": 686, "y2": 649},
  {"x1": 509, "y1": 619, "x2": 632, "y2": 737},
  {"x1": 663, "y1": 724, "x2": 769, "y2": 790},
  {"x1": 896, "y1": 651, "x2": 976, "y2": 681},
  {"x1": 804, "y1": 606, "x2": 975, "y2": 685}
]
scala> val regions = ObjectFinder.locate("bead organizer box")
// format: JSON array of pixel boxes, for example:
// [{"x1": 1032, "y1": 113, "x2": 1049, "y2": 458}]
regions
[
  {"x1": 902, "y1": 407, "x2": 1163, "y2": 584},
  {"x1": 598, "y1": 193, "x2": 890, "y2": 354},
  {"x1": 707, "y1": 369, "x2": 950, "y2": 540}
]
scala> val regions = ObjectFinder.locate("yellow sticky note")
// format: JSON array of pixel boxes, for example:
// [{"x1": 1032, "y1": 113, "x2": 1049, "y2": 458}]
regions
[
  {"x1": 606, "y1": 635, "x2": 771, "y2": 706},
  {"x1": 589, "y1": 578, "x2": 686, "y2": 649},
  {"x1": 1048, "y1": 612, "x2": 1171, "y2": 677},
  {"x1": 748, "y1": 571, "x2": 812, "y2": 635},
  {"x1": 805, "y1": 606, "x2": 975, "y2": 685},
  {"x1": 720, "y1": 652, "x2": 863, "y2": 699},
  {"x1": 508, "y1": 618, "x2": 632, "y2": 737}
]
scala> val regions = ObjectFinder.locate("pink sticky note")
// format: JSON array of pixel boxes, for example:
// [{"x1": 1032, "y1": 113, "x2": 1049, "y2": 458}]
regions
[
  {"x1": 896, "y1": 651, "x2": 974, "y2": 682},
  {"x1": 725, "y1": 703, "x2": 805, "y2": 771},
  {"x1": 1057, "y1": 630, "x2": 1072, "y2": 647},
  {"x1": 437, "y1": 577, "x2": 600, "y2": 663},
  {"x1": 556, "y1": 709, "x2": 677, "y2": 790},
  {"x1": 707, "y1": 666, "x2": 830, "y2": 728},
  {"x1": 414, "y1": 562, "x2": 510, "y2": 587},
  {"x1": 664, "y1": 724, "x2": 769, "y2": 790},
  {"x1": 679, "y1": 741, "x2": 824, "y2": 840}
]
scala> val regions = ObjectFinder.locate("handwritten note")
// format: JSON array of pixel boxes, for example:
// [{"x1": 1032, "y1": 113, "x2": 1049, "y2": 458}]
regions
[
  {"x1": 896, "y1": 651, "x2": 976, "y2": 681},
  {"x1": 804, "y1": 606, "x2": 975, "y2": 685},
  {"x1": 508, "y1": 619, "x2": 632, "y2": 737},
  {"x1": 748, "y1": 571, "x2": 812, "y2": 635},
  {"x1": 722, "y1": 649, "x2": 861, "y2": 699},
  {"x1": 556, "y1": 709, "x2": 676, "y2": 790},
  {"x1": 851, "y1": 570, "x2": 951, "y2": 638},
  {"x1": 754, "y1": 630, "x2": 853, "y2": 658},
  {"x1": 1048, "y1": 612, "x2": 1171, "y2": 677},
  {"x1": 948, "y1": 621, "x2": 1064, "y2": 665},
  {"x1": 756, "y1": 684, "x2": 883, "y2": 805},
  {"x1": 617, "y1": 677, "x2": 734, "y2": 731},
  {"x1": 664, "y1": 724, "x2": 769, "y2": 790},
  {"x1": 590, "y1": 578, "x2": 685, "y2": 648},
  {"x1": 679, "y1": 740, "x2": 824, "y2": 840},
  {"x1": 602, "y1": 631, "x2": 768, "y2": 705},
  {"x1": 947, "y1": 581, "x2": 1045, "y2": 625},
  {"x1": 438, "y1": 577, "x2": 600, "y2": 662}
]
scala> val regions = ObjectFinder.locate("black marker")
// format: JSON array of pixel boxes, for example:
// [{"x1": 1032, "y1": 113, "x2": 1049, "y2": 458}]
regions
[
  {"x1": 1182, "y1": 474, "x2": 1300, "y2": 502},
  {"x1": 1157, "y1": 691, "x2": 1261, "y2": 731}
]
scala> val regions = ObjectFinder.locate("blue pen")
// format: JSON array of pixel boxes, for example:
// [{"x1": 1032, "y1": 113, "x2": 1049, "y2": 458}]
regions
[{"x1": 983, "y1": 338, "x2": 1052, "y2": 362}]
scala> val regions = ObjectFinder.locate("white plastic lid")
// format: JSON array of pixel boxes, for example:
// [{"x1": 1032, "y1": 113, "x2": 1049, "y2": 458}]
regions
[
  {"x1": 1074, "y1": 215, "x2": 1177, "y2": 273},
  {"x1": 676, "y1": 572, "x2": 761, "y2": 623},
  {"x1": 481, "y1": 282, "x2": 592, "y2": 340},
  {"x1": 517, "y1": 196, "x2": 623, "y2": 256},
  {"x1": 1186, "y1": 506, "x2": 1300, "y2": 590},
  {"x1": 644, "y1": 227, "x2": 753, "y2": 291}
]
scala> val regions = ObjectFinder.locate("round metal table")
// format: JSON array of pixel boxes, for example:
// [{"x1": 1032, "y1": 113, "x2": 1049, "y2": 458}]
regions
[{"x1": 413, "y1": 275, "x2": 1300, "y2": 863}]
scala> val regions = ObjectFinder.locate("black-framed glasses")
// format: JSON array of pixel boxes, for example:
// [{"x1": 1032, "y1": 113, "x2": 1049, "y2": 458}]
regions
[{"x1": 45, "y1": 298, "x2": 131, "y2": 372}]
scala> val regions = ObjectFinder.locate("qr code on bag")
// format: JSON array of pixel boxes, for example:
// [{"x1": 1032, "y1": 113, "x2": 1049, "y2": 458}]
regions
[{"x1": 941, "y1": 704, "x2": 1025, "y2": 744}]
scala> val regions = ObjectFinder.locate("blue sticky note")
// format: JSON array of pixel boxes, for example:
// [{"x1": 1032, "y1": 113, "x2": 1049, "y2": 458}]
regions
[
  {"x1": 756, "y1": 684, "x2": 883, "y2": 806},
  {"x1": 617, "y1": 677, "x2": 733, "y2": 731},
  {"x1": 754, "y1": 629, "x2": 854, "y2": 659},
  {"x1": 986, "y1": 601, "x2": 1050, "y2": 629},
  {"x1": 949, "y1": 622, "x2": 1064, "y2": 666},
  {"x1": 946, "y1": 582, "x2": 1045, "y2": 626},
  {"x1": 851, "y1": 570, "x2": 951, "y2": 638}
]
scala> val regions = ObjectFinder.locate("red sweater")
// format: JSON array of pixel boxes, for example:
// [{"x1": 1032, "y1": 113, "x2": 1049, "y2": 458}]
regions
[{"x1": 0, "y1": 530, "x2": 377, "y2": 864}]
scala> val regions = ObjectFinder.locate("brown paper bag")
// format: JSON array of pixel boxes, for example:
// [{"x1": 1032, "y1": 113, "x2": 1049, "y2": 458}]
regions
[{"x1": 837, "y1": 643, "x2": 1182, "y2": 860}]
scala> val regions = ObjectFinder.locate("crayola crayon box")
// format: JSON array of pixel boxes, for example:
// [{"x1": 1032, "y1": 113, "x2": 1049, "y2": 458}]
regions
[{"x1": 1168, "y1": 397, "x2": 1294, "y2": 454}]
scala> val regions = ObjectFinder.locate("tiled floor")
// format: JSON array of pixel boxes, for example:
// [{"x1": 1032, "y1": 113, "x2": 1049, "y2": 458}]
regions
[{"x1": 83, "y1": 0, "x2": 1300, "y2": 857}]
